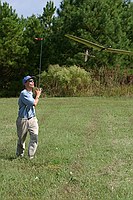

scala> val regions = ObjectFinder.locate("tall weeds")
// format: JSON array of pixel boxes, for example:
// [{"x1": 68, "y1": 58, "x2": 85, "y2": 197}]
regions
[{"x1": 40, "y1": 65, "x2": 133, "y2": 97}]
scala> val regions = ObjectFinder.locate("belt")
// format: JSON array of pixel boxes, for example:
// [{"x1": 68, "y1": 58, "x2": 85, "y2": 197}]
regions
[
  {"x1": 18, "y1": 116, "x2": 35, "y2": 120},
  {"x1": 28, "y1": 116, "x2": 34, "y2": 120}
]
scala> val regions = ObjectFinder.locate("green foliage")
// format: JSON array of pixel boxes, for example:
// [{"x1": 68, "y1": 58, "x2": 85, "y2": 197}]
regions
[
  {"x1": 120, "y1": 1, "x2": 133, "y2": 66},
  {"x1": 49, "y1": 0, "x2": 133, "y2": 68},
  {"x1": 39, "y1": 1, "x2": 57, "y2": 69},
  {"x1": 40, "y1": 65, "x2": 133, "y2": 97},
  {"x1": 0, "y1": 0, "x2": 133, "y2": 97},
  {"x1": 0, "y1": 2, "x2": 28, "y2": 95},
  {"x1": 40, "y1": 0, "x2": 56, "y2": 34},
  {"x1": 22, "y1": 15, "x2": 44, "y2": 75},
  {"x1": 41, "y1": 65, "x2": 92, "y2": 96}
]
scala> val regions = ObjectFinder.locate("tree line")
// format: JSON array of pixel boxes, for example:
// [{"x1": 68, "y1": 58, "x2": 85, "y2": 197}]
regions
[{"x1": 0, "y1": 0, "x2": 133, "y2": 97}]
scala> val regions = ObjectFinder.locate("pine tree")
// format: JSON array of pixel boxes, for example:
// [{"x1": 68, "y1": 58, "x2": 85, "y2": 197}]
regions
[
  {"x1": 0, "y1": 1, "x2": 28, "y2": 96},
  {"x1": 48, "y1": 0, "x2": 131, "y2": 69}
]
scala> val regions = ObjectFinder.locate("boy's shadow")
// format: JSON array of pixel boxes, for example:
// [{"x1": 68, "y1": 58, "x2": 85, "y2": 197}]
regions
[{"x1": 0, "y1": 155, "x2": 17, "y2": 161}]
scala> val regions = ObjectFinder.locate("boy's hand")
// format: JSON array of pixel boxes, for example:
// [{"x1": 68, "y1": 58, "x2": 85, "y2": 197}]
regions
[{"x1": 35, "y1": 88, "x2": 42, "y2": 98}]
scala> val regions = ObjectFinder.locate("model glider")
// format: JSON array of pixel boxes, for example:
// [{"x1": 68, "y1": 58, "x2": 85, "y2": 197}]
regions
[{"x1": 65, "y1": 34, "x2": 133, "y2": 55}]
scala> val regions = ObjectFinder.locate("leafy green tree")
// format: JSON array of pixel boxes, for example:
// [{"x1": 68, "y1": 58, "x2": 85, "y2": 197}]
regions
[
  {"x1": 0, "y1": 1, "x2": 56, "y2": 96},
  {"x1": 40, "y1": 0, "x2": 56, "y2": 36},
  {"x1": 0, "y1": 1, "x2": 28, "y2": 96},
  {"x1": 38, "y1": 1, "x2": 56, "y2": 70},
  {"x1": 48, "y1": 0, "x2": 132, "y2": 69},
  {"x1": 120, "y1": 0, "x2": 133, "y2": 68},
  {"x1": 22, "y1": 15, "x2": 43, "y2": 77},
  {"x1": 1, "y1": 0, "x2": 133, "y2": 97}
]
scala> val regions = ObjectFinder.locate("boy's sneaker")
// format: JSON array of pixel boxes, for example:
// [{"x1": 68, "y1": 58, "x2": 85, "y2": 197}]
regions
[{"x1": 29, "y1": 156, "x2": 34, "y2": 160}]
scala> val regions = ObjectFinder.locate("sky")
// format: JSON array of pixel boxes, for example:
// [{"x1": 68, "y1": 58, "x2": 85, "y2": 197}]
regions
[
  {"x1": 1, "y1": 0, "x2": 62, "y2": 18},
  {"x1": 1, "y1": 0, "x2": 133, "y2": 18}
]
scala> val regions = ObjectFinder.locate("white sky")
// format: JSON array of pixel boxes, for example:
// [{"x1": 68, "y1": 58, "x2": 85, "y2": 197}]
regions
[
  {"x1": 1, "y1": 0, "x2": 133, "y2": 18},
  {"x1": 1, "y1": 0, "x2": 62, "y2": 17}
]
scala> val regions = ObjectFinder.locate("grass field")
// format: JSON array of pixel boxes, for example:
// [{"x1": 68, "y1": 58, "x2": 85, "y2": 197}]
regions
[{"x1": 1, "y1": 97, "x2": 133, "y2": 200}]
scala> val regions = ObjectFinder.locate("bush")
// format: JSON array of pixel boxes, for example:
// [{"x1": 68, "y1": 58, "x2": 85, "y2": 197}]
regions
[
  {"x1": 40, "y1": 65, "x2": 133, "y2": 97},
  {"x1": 41, "y1": 65, "x2": 92, "y2": 97}
]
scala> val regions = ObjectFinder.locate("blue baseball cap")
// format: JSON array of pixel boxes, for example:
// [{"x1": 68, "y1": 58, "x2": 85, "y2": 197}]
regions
[{"x1": 22, "y1": 75, "x2": 33, "y2": 85}]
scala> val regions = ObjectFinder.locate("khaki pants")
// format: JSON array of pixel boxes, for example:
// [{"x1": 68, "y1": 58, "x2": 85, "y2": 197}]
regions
[{"x1": 16, "y1": 117, "x2": 38, "y2": 158}]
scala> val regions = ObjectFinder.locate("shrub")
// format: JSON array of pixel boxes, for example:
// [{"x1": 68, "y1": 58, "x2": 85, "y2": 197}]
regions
[
  {"x1": 41, "y1": 65, "x2": 92, "y2": 97},
  {"x1": 40, "y1": 65, "x2": 133, "y2": 97}
]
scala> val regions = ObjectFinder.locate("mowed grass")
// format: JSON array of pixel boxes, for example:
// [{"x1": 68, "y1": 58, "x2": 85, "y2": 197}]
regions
[{"x1": 1, "y1": 97, "x2": 133, "y2": 200}]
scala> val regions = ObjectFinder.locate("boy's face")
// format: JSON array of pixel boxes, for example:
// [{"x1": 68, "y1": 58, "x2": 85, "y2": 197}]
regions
[{"x1": 25, "y1": 79, "x2": 34, "y2": 89}]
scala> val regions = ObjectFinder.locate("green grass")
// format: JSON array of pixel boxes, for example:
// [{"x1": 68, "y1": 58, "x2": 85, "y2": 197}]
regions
[{"x1": 1, "y1": 97, "x2": 133, "y2": 200}]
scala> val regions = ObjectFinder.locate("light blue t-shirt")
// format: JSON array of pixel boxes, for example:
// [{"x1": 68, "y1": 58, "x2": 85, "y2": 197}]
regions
[{"x1": 18, "y1": 89, "x2": 35, "y2": 119}]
